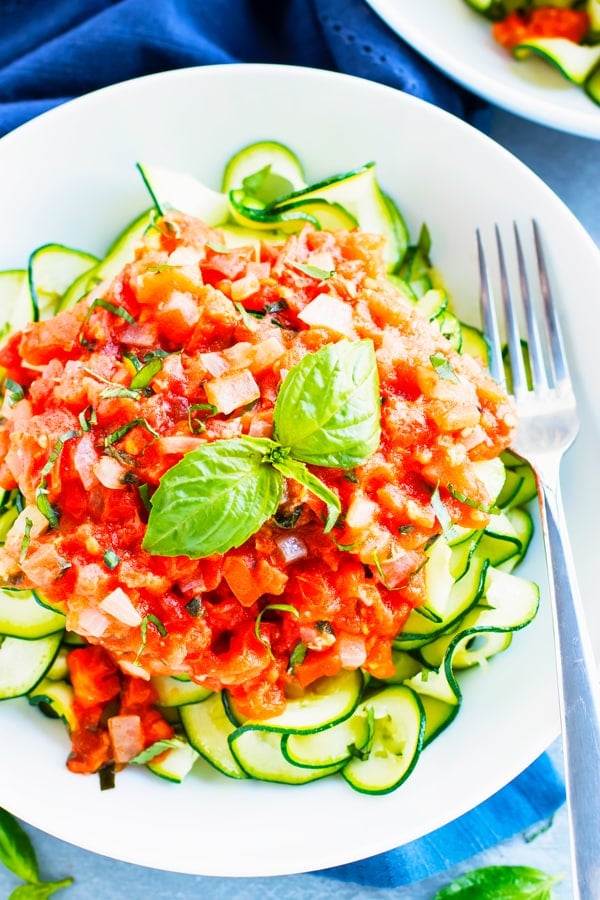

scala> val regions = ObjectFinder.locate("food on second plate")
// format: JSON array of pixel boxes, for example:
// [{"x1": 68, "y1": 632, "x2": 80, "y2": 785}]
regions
[{"x1": 463, "y1": 0, "x2": 600, "y2": 104}]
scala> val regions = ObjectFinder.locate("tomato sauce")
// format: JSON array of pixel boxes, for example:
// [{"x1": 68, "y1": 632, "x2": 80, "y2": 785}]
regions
[{"x1": 0, "y1": 213, "x2": 515, "y2": 731}]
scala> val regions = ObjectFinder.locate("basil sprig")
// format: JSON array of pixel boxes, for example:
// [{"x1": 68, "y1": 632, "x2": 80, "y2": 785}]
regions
[
  {"x1": 432, "y1": 864, "x2": 563, "y2": 899},
  {"x1": 0, "y1": 807, "x2": 73, "y2": 898},
  {"x1": 143, "y1": 340, "x2": 380, "y2": 559},
  {"x1": 273, "y1": 339, "x2": 380, "y2": 468}
]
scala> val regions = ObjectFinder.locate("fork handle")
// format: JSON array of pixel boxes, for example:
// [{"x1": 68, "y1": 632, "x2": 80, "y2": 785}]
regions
[{"x1": 538, "y1": 476, "x2": 600, "y2": 900}]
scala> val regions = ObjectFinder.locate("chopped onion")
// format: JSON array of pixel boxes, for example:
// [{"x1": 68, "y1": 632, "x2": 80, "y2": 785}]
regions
[
  {"x1": 276, "y1": 534, "x2": 308, "y2": 565},
  {"x1": 99, "y1": 587, "x2": 142, "y2": 627},
  {"x1": 93, "y1": 455, "x2": 128, "y2": 490},
  {"x1": 297, "y1": 293, "x2": 355, "y2": 337},
  {"x1": 231, "y1": 274, "x2": 260, "y2": 301},
  {"x1": 204, "y1": 369, "x2": 260, "y2": 415},
  {"x1": 345, "y1": 493, "x2": 378, "y2": 529},
  {"x1": 199, "y1": 351, "x2": 230, "y2": 377},
  {"x1": 168, "y1": 246, "x2": 201, "y2": 267},
  {"x1": 247, "y1": 417, "x2": 273, "y2": 438},
  {"x1": 108, "y1": 714, "x2": 144, "y2": 763},
  {"x1": 119, "y1": 660, "x2": 151, "y2": 680},
  {"x1": 74, "y1": 433, "x2": 100, "y2": 491},
  {"x1": 157, "y1": 436, "x2": 205, "y2": 455},
  {"x1": 77, "y1": 607, "x2": 110, "y2": 638},
  {"x1": 338, "y1": 634, "x2": 367, "y2": 668}
]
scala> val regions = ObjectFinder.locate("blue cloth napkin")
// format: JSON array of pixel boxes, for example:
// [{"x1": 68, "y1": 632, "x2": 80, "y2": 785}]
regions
[
  {"x1": 0, "y1": 0, "x2": 563, "y2": 888},
  {"x1": 320, "y1": 751, "x2": 565, "y2": 887},
  {"x1": 0, "y1": 0, "x2": 488, "y2": 137}
]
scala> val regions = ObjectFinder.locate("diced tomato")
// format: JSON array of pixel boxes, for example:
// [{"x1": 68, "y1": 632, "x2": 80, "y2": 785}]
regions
[
  {"x1": 201, "y1": 245, "x2": 256, "y2": 285},
  {"x1": 493, "y1": 8, "x2": 590, "y2": 51},
  {"x1": 19, "y1": 307, "x2": 87, "y2": 365},
  {"x1": 68, "y1": 646, "x2": 121, "y2": 709}
]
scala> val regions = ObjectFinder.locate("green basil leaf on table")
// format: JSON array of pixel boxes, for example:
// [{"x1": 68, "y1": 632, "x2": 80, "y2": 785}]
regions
[
  {"x1": 432, "y1": 864, "x2": 564, "y2": 899},
  {"x1": 142, "y1": 437, "x2": 282, "y2": 558},
  {"x1": 0, "y1": 808, "x2": 73, "y2": 899},
  {"x1": 272, "y1": 456, "x2": 341, "y2": 532},
  {"x1": 273, "y1": 339, "x2": 380, "y2": 468},
  {"x1": 0, "y1": 809, "x2": 39, "y2": 884},
  {"x1": 10, "y1": 879, "x2": 73, "y2": 900}
]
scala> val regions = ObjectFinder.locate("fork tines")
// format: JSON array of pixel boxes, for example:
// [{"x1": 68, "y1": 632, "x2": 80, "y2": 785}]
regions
[{"x1": 476, "y1": 220, "x2": 572, "y2": 399}]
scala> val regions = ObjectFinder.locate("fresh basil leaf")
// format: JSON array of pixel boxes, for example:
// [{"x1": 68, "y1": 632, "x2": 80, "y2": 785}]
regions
[
  {"x1": 272, "y1": 457, "x2": 341, "y2": 532},
  {"x1": 288, "y1": 641, "x2": 307, "y2": 673},
  {"x1": 273, "y1": 339, "x2": 380, "y2": 468},
  {"x1": 129, "y1": 357, "x2": 163, "y2": 390},
  {"x1": 447, "y1": 484, "x2": 500, "y2": 514},
  {"x1": 0, "y1": 808, "x2": 39, "y2": 883},
  {"x1": 129, "y1": 738, "x2": 184, "y2": 765},
  {"x1": 255, "y1": 603, "x2": 300, "y2": 658},
  {"x1": 242, "y1": 166, "x2": 294, "y2": 205},
  {"x1": 432, "y1": 865, "x2": 563, "y2": 899},
  {"x1": 142, "y1": 437, "x2": 283, "y2": 558},
  {"x1": 10, "y1": 879, "x2": 73, "y2": 899},
  {"x1": 430, "y1": 352, "x2": 459, "y2": 383},
  {"x1": 290, "y1": 262, "x2": 335, "y2": 280}
]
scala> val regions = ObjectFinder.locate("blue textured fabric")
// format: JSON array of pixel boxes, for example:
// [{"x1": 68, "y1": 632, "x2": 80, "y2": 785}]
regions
[
  {"x1": 0, "y1": 0, "x2": 488, "y2": 136},
  {"x1": 319, "y1": 751, "x2": 565, "y2": 887},
  {"x1": 0, "y1": 0, "x2": 563, "y2": 887}
]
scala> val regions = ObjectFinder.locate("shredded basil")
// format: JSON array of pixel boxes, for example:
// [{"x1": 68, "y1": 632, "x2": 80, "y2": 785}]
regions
[
  {"x1": 134, "y1": 613, "x2": 168, "y2": 665},
  {"x1": 80, "y1": 365, "x2": 141, "y2": 400},
  {"x1": 185, "y1": 596, "x2": 205, "y2": 617},
  {"x1": 4, "y1": 378, "x2": 24, "y2": 406},
  {"x1": 188, "y1": 402, "x2": 218, "y2": 435},
  {"x1": 129, "y1": 357, "x2": 164, "y2": 390},
  {"x1": 129, "y1": 738, "x2": 184, "y2": 765},
  {"x1": 19, "y1": 517, "x2": 33, "y2": 564},
  {"x1": 255, "y1": 603, "x2": 300, "y2": 659},
  {"x1": 137, "y1": 483, "x2": 151, "y2": 512},
  {"x1": 273, "y1": 506, "x2": 303, "y2": 530},
  {"x1": 290, "y1": 261, "x2": 335, "y2": 280},
  {"x1": 263, "y1": 299, "x2": 288, "y2": 314},
  {"x1": 288, "y1": 641, "x2": 307, "y2": 673},
  {"x1": 102, "y1": 549, "x2": 120, "y2": 570},
  {"x1": 98, "y1": 763, "x2": 116, "y2": 791},
  {"x1": 80, "y1": 298, "x2": 135, "y2": 345},
  {"x1": 104, "y1": 417, "x2": 159, "y2": 447},
  {"x1": 447, "y1": 483, "x2": 500, "y2": 515},
  {"x1": 78, "y1": 405, "x2": 97, "y2": 432},
  {"x1": 35, "y1": 430, "x2": 81, "y2": 528},
  {"x1": 430, "y1": 352, "x2": 459, "y2": 383}
]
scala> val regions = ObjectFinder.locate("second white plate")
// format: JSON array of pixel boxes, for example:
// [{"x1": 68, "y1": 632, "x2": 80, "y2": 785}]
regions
[{"x1": 366, "y1": 0, "x2": 600, "y2": 138}]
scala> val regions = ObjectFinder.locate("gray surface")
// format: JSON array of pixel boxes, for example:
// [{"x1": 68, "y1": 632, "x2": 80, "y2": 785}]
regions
[{"x1": 1, "y1": 106, "x2": 598, "y2": 899}]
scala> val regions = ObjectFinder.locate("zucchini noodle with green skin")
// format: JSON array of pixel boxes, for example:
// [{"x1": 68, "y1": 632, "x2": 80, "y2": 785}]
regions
[
  {"x1": 0, "y1": 141, "x2": 539, "y2": 794},
  {"x1": 462, "y1": 0, "x2": 600, "y2": 105}
]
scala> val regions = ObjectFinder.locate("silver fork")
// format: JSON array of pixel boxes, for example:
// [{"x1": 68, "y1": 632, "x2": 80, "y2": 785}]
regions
[{"x1": 477, "y1": 221, "x2": 600, "y2": 900}]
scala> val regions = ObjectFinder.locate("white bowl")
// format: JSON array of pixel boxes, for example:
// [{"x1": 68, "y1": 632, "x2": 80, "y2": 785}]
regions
[{"x1": 0, "y1": 63, "x2": 599, "y2": 877}]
